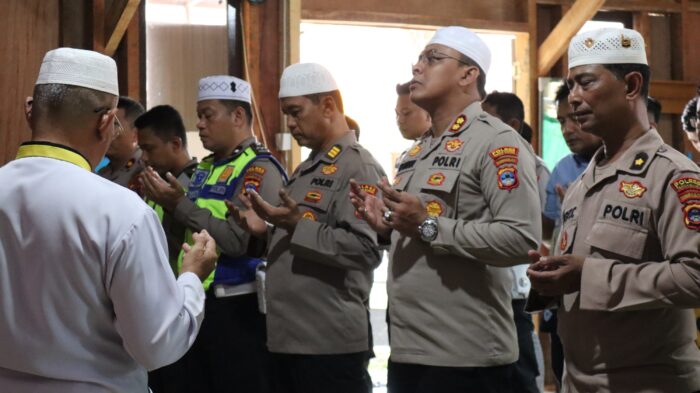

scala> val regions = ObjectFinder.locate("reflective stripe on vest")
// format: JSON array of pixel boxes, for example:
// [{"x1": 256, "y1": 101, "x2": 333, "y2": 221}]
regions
[{"x1": 178, "y1": 147, "x2": 267, "y2": 291}]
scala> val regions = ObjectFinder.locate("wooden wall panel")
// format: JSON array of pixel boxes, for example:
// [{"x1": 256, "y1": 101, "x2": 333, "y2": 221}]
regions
[
  {"x1": 146, "y1": 24, "x2": 228, "y2": 131},
  {"x1": 0, "y1": 0, "x2": 60, "y2": 166}
]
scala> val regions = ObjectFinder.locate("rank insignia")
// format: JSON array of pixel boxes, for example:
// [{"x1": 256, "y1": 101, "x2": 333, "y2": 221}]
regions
[
  {"x1": 408, "y1": 144, "x2": 422, "y2": 157},
  {"x1": 125, "y1": 158, "x2": 135, "y2": 169},
  {"x1": 683, "y1": 204, "x2": 700, "y2": 230},
  {"x1": 427, "y1": 172, "x2": 446, "y2": 186},
  {"x1": 360, "y1": 184, "x2": 378, "y2": 196},
  {"x1": 619, "y1": 181, "x2": 647, "y2": 199},
  {"x1": 425, "y1": 200, "x2": 443, "y2": 217},
  {"x1": 449, "y1": 115, "x2": 467, "y2": 132},
  {"x1": 629, "y1": 152, "x2": 648, "y2": 170},
  {"x1": 559, "y1": 230, "x2": 568, "y2": 251},
  {"x1": 321, "y1": 164, "x2": 338, "y2": 175},
  {"x1": 304, "y1": 190, "x2": 323, "y2": 203},
  {"x1": 243, "y1": 176, "x2": 261, "y2": 193},
  {"x1": 497, "y1": 166, "x2": 519, "y2": 191},
  {"x1": 245, "y1": 165, "x2": 266, "y2": 176},
  {"x1": 326, "y1": 145, "x2": 342, "y2": 159},
  {"x1": 489, "y1": 146, "x2": 519, "y2": 167},
  {"x1": 444, "y1": 139, "x2": 464, "y2": 153},
  {"x1": 218, "y1": 166, "x2": 234, "y2": 183},
  {"x1": 302, "y1": 210, "x2": 317, "y2": 221}
]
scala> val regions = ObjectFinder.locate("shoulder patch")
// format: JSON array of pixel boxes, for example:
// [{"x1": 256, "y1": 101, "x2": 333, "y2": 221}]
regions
[
  {"x1": 243, "y1": 176, "x2": 261, "y2": 193},
  {"x1": 671, "y1": 177, "x2": 700, "y2": 230},
  {"x1": 619, "y1": 181, "x2": 647, "y2": 199},
  {"x1": 359, "y1": 184, "x2": 378, "y2": 196},
  {"x1": 489, "y1": 146, "x2": 519, "y2": 167},
  {"x1": 497, "y1": 166, "x2": 519, "y2": 190}
]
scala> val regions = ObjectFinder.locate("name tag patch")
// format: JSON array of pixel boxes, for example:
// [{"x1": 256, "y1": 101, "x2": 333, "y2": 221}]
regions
[{"x1": 599, "y1": 202, "x2": 647, "y2": 227}]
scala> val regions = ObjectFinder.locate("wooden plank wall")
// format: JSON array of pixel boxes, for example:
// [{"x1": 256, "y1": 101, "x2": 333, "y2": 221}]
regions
[
  {"x1": 1, "y1": 0, "x2": 60, "y2": 166},
  {"x1": 145, "y1": 24, "x2": 228, "y2": 131}
]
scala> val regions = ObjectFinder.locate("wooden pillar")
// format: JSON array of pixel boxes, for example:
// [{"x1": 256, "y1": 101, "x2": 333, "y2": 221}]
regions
[
  {"x1": 227, "y1": 0, "x2": 244, "y2": 78},
  {"x1": 528, "y1": 0, "x2": 539, "y2": 154}
]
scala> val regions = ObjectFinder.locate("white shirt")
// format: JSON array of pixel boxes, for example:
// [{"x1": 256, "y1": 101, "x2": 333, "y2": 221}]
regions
[{"x1": 0, "y1": 143, "x2": 205, "y2": 393}]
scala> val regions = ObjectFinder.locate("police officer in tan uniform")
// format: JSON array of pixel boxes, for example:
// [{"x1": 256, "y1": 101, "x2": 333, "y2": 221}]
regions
[
  {"x1": 351, "y1": 26, "x2": 541, "y2": 393},
  {"x1": 141, "y1": 76, "x2": 286, "y2": 393},
  {"x1": 527, "y1": 27, "x2": 700, "y2": 393},
  {"x1": 230, "y1": 63, "x2": 385, "y2": 393},
  {"x1": 98, "y1": 96, "x2": 145, "y2": 194}
]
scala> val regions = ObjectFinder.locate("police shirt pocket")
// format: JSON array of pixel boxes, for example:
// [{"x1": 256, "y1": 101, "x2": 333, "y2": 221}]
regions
[
  {"x1": 585, "y1": 221, "x2": 648, "y2": 260},
  {"x1": 420, "y1": 168, "x2": 459, "y2": 193}
]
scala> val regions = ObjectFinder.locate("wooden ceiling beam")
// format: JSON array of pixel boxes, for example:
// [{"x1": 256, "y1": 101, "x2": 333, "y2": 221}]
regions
[
  {"x1": 537, "y1": 0, "x2": 605, "y2": 76},
  {"x1": 104, "y1": 0, "x2": 140, "y2": 56},
  {"x1": 536, "y1": 0, "x2": 700, "y2": 13}
]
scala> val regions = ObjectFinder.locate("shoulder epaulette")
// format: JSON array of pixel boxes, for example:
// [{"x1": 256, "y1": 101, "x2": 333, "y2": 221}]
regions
[{"x1": 251, "y1": 143, "x2": 271, "y2": 155}]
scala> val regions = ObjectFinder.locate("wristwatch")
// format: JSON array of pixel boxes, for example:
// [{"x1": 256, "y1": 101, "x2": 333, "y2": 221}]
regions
[{"x1": 418, "y1": 216, "x2": 439, "y2": 242}]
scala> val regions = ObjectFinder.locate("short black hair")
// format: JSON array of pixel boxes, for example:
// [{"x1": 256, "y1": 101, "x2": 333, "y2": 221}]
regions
[
  {"x1": 396, "y1": 82, "x2": 411, "y2": 96},
  {"x1": 219, "y1": 99, "x2": 253, "y2": 125},
  {"x1": 520, "y1": 122, "x2": 533, "y2": 144},
  {"x1": 118, "y1": 96, "x2": 145, "y2": 125},
  {"x1": 305, "y1": 90, "x2": 344, "y2": 114},
  {"x1": 555, "y1": 83, "x2": 570, "y2": 105},
  {"x1": 682, "y1": 96, "x2": 698, "y2": 133},
  {"x1": 646, "y1": 96, "x2": 662, "y2": 124},
  {"x1": 483, "y1": 91, "x2": 525, "y2": 130},
  {"x1": 602, "y1": 63, "x2": 651, "y2": 99},
  {"x1": 134, "y1": 105, "x2": 188, "y2": 147},
  {"x1": 458, "y1": 55, "x2": 487, "y2": 99}
]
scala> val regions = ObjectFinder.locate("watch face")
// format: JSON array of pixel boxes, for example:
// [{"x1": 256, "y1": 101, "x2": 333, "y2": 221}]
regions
[{"x1": 421, "y1": 219, "x2": 438, "y2": 241}]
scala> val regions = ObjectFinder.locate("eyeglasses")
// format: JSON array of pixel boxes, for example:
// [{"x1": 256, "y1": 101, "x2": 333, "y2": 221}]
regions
[{"x1": 414, "y1": 49, "x2": 472, "y2": 67}]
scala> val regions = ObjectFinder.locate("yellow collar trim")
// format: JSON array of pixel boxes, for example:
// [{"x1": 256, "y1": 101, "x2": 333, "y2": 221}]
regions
[{"x1": 16, "y1": 143, "x2": 91, "y2": 171}]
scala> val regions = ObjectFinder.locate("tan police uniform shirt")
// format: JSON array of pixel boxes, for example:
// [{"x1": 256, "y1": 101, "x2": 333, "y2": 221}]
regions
[
  {"x1": 160, "y1": 159, "x2": 198, "y2": 262},
  {"x1": 98, "y1": 148, "x2": 144, "y2": 195},
  {"x1": 265, "y1": 132, "x2": 385, "y2": 354},
  {"x1": 553, "y1": 129, "x2": 700, "y2": 393},
  {"x1": 389, "y1": 101, "x2": 542, "y2": 367},
  {"x1": 172, "y1": 138, "x2": 286, "y2": 258}
]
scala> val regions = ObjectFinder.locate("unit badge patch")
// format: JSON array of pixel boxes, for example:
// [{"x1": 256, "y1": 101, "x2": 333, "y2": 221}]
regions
[
  {"x1": 619, "y1": 181, "x2": 647, "y2": 199},
  {"x1": 302, "y1": 211, "x2": 317, "y2": 221},
  {"x1": 683, "y1": 204, "x2": 700, "y2": 230},
  {"x1": 408, "y1": 144, "x2": 422, "y2": 157},
  {"x1": 243, "y1": 176, "x2": 261, "y2": 193},
  {"x1": 360, "y1": 184, "x2": 378, "y2": 196},
  {"x1": 425, "y1": 200, "x2": 444, "y2": 217},
  {"x1": 497, "y1": 166, "x2": 519, "y2": 191},
  {"x1": 427, "y1": 172, "x2": 446, "y2": 186},
  {"x1": 444, "y1": 139, "x2": 464, "y2": 153},
  {"x1": 304, "y1": 190, "x2": 323, "y2": 203},
  {"x1": 321, "y1": 164, "x2": 338, "y2": 175},
  {"x1": 218, "y1": 166, "x2": 234, "y2": 183}
]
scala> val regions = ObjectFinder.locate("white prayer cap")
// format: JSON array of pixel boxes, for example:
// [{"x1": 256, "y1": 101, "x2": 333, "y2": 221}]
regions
[
  {"x1": 568, "y1": 27, "x2": 647, "y2": 69},
  {"x1": 198, "y1": 75, "x2": 251, "y2": 103},
  {"x1": 279, "y1": 63, "x2": 339, "y2": 98},
  {"x1": 35, "y1": 48, "x2": 119, "y2": 96},
  {"x1": 427, "y1": 26, "x2": 491, "y2": 73}
]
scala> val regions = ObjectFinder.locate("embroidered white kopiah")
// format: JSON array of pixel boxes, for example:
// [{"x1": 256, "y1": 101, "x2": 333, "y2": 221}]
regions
[
  {"x1": 427, "y1": 26, "x2": 492, "y2": 73},
  {"x1": 278, "y1": 63, "x2": 339, "y2": 98},
  {"x1": 35, "y1": 48, "x2": 119, "y2": 96},
  {"x1": 198, "y1": 75, "x2": 251, "y2": 104},
  {"x1": 568, "y1": 27, "x2": 648, "y2": 69}
]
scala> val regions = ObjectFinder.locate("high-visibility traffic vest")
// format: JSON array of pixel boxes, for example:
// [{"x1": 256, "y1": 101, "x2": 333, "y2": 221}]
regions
[{"x1": 178, "y1": 145, "x2": 286, "y2": 291}]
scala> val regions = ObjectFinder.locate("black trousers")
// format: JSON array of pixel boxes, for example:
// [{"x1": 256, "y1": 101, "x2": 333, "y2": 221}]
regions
[
  {"x1": 540, "y1": 309, "x2": 564, "y2": 388},
  {"x1": 388, "y1": 360, "x2": 517, "y2": 393},
  {"x1": 270, "y1": 352, "x2": 372, "y2": 393},
  {"x1": 148, "y1": 292, "x2": 271, "y2": 393},
  {"x1": 511, "y1": 299, "x2": 541, "y2": 393}
]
